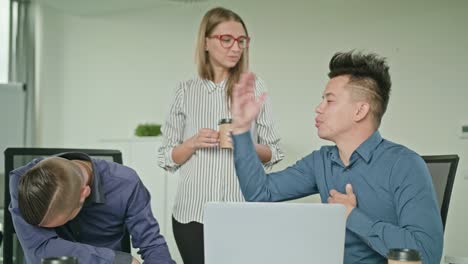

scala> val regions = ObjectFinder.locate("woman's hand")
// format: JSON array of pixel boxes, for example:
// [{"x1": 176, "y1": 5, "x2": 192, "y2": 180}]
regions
[
  {"x1": 189, "y1": 128, "x2": 220, "y2": 150},
  {"x1": 171, "y1": 128, "x2": 219, "y2": 165}
]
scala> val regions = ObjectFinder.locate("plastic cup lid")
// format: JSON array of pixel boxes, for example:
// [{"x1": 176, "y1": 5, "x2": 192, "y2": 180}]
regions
[
  {"x1": 387, "y1": 248, "x2": 422, "y2": 261},
  {"x1": 219, "y1": 118, "x2": 232, "y2": 124}
]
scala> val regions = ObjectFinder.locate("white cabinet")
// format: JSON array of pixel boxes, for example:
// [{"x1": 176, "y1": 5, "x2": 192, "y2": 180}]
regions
[{"x1": 99, "y1": 137, "x2": 181, "y2": 263}]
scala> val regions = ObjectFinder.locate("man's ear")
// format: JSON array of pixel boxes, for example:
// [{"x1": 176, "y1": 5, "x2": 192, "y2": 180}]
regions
[
  {"x1": 79, "y1": 185, "x2": 91, "y2": 203},
  {"x1": 354, "y1": 102, "x2": 370, "y2": 122}
]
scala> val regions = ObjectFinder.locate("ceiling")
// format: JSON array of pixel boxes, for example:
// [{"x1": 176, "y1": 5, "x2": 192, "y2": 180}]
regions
[{"x1": 38, "y1": 0, "x2": 206, "y2": 16}]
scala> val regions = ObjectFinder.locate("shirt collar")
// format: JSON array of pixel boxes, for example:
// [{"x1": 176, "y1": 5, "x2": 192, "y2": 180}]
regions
[
  {"x1": 203, "y1": 78, "x2": 226, "y2": 93},
  {"x1": 328, "y1": 130, "x2": 383, "y2": 165},
  {"x1": 57, "y1": 152, "x2": 106, "y2": 205},
  {"x1": 354, "y1": 130, "x2": 383, "y2": 163}
]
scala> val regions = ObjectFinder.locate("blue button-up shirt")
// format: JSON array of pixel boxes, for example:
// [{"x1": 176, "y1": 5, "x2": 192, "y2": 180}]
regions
[
  {"x1": 9, "y1": 152, "x2": 175, "y2": 264},
  {"x1": 233, "y1": 131, "x2": 443, "y2": 264}
]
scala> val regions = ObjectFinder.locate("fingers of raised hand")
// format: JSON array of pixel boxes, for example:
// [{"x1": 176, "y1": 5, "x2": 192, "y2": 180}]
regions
[
  {"x1": 238, "y1": 72, "x2": 255, "y2": 95},
  {"x1": 246, "y1": 72, "x2": 256, "y2": 90},
  {"x1": 257, "y1": 92, "x2": 267, "y2": 105}
]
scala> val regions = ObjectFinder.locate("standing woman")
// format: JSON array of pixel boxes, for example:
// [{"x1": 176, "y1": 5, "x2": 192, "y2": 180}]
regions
[{"x1": 158, "y1": 7, "x2": 283, "y2": 264}]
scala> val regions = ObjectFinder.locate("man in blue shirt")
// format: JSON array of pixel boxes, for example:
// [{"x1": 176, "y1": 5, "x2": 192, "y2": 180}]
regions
[
  {"x1": 230, "y1": 51, "x2": 443, "y2": 263},
  {"x1": 11, "y1": 152, "x2": 175, "y2": 264}
]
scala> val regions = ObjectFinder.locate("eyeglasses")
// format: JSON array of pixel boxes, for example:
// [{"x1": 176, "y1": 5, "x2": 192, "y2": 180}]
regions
[{"x1": 208, "y1": 34, "x2": 250, "y2": 49}]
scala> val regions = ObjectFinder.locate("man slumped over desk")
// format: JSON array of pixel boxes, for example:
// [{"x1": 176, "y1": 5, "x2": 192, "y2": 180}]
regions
[
  {"x1": 10, "y1": 152, "x2": 175, "y2": 264},
  {"x1": 230, "y1": 51, "x2": 443, "y2": 264}
]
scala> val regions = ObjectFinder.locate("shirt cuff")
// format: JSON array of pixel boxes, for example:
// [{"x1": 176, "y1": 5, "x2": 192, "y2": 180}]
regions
[
  {"x1": 114, "y1": 250, "x2": 133, "y2": 264},
  {"x1": 346, "y1": 208, "x2": 374, "y2": 242},
  {"x1": 163, "y1": 147, "x2": 180, "y2": 170},
  {"x1": 168, "y1": 147, "x2": 179, "y2": 166},
  {"x1": 263, "y1": 144, "x2": 284, "y2": 169}
]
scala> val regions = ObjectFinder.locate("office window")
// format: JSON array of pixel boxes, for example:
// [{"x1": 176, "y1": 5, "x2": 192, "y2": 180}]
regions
[{"x1": 0, "y1": 0, "x2": 10, "y2": 82}]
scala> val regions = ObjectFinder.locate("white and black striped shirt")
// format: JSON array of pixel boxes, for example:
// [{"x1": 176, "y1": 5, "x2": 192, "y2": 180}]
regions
[{"x1": 158, "y1": 76, "x2": 284, "y2": 223}]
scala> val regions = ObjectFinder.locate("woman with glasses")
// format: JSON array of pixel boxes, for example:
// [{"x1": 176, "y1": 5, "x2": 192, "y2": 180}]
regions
[{"x1": 158, "y1": 7, "x2": 283, "y2": 264}]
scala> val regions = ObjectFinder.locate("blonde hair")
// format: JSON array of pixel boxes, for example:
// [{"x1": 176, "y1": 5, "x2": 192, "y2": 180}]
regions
[{"x1": 195, "y1": 7, "x2": 249, "y2": 105}]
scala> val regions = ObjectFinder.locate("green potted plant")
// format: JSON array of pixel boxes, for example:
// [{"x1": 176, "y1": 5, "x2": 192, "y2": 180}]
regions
[{"x1": 134, "y1": 123, "x2": 162, "y2": 137}]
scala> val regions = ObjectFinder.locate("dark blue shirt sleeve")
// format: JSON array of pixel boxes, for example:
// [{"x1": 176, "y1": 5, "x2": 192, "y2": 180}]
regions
[
  {"x1": 346, "y1": 153, "x2": 443, "y2": 264},
  {"x1": 114, "y1": 251, "x2": 133, "y2": 264},
  {"x1": 233, "y1": 131, "x2": 318, "y2": 202},
  {"x1": 10, "y1": 171, "x2": 120, "y2": 264},
  {"x1": 124, "y1": 176, "x2": 175, "y2": 264},
  {"x1": 10, "y1": 159, "x2": 175, "y2": 264}
]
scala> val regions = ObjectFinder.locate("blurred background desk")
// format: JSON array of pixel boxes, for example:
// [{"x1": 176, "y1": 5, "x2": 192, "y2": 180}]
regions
[{"x1": 446, "y1": 256, "x2": 468, "y2": 264}]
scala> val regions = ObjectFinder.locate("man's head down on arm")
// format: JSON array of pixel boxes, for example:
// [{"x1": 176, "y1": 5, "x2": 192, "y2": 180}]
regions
[{"x1": 19, "y1": 157, "x2": 92, "y2": 227}]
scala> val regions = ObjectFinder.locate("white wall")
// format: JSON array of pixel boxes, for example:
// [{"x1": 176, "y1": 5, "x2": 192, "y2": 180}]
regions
[
  {"x1": 36, "y1": 0, "x2": 468, "y2": 260},
  {"x1": 0, "y1": 0, "x2": 9, "y2": 82}
]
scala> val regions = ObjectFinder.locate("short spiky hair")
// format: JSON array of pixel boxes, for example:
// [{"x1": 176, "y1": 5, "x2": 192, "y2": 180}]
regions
[{"x1": 328, "y1": 51, "x2": 391, "y2": 127}]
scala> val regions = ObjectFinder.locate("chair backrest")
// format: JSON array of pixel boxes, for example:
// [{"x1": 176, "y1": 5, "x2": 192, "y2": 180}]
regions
[
  {"x1": 3, "y1": 148, "x2": 130, "y2": 264},
  {"x1": 421, "y1": 155, "x2": 459, "y2": 231}
]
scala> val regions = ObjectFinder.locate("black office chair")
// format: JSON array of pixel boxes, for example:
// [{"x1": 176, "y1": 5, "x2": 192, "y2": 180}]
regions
[
  {"x1": 3, "y1": 148, "x2": 131, "y2": 264},
  {"x1": 421, "y1": 155, "x2": 459, "y2": 231}
]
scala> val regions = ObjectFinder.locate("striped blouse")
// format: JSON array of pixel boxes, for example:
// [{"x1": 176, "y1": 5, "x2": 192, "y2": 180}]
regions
[{"x1": 158, "y1": 75, "x2": 284, "y2": 224}]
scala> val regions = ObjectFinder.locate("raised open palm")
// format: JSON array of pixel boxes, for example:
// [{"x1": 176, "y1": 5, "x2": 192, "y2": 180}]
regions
[{"x1": 231, "y1": 72, "x2": 267, "y2": 134}]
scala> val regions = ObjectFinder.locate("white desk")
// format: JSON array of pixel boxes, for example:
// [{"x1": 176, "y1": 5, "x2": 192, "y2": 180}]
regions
[{"x1": 446, "y1": 256, "x2": 468, "y2": 264}]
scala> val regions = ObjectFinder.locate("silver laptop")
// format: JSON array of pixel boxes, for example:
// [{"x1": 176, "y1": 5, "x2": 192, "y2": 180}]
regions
[{"x1": 204, "y1": 202, "x2": 346, "y2": 264}]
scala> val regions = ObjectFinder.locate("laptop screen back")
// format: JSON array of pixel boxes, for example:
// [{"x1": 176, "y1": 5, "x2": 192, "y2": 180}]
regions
[{"x1": 204, "y1": 202, "x2": 346, "y2": 264}]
